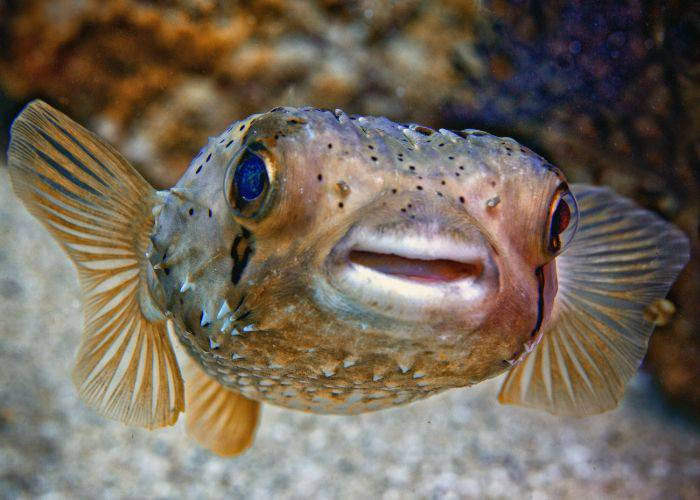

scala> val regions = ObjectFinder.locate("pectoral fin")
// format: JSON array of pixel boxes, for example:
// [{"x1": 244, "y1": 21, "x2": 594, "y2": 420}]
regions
[
  {"x1": 499, "y1": 184, "x2": 689, "y2": 415},
  {"x1": 184, "y1": 359, "x2": 260, "y2": 456},
  {"x1": 8, "y1": 100, "x2": 184, "y2": 428}
]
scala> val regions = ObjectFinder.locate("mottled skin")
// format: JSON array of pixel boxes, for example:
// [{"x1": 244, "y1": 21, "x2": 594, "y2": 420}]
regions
[{"x1": 149, "y1": 108, "x2": 565, "y2": 414}]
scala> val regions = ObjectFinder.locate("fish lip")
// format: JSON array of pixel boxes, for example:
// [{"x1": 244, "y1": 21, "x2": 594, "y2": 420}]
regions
[{"x1": 322, "y1": 221, "x2": 498, "y2": 320}]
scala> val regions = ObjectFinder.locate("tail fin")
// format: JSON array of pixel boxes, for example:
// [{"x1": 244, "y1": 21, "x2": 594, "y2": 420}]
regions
[
  {"x1": 8, "y1": 100, "x2": 184, "y2": 428},
  {"x1": 498, "y1": 184, "x2": 690, "y2": 416}
]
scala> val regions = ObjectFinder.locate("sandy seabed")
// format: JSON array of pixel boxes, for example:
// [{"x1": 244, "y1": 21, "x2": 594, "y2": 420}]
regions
[{"x1": 1, "y1": 166, "x2": 699, "y2": 499}]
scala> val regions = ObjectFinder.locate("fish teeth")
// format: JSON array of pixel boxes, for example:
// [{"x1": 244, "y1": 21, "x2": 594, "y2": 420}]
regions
[
  {"x1": 343, "y1": 357, "x2": 357, "y2": 368},
  {"x1": 216, "y1": 300, "x2": 231, "y2": 320},
  {"x1": 209, "y1": 338, "x2": 220, "y2": 350}
]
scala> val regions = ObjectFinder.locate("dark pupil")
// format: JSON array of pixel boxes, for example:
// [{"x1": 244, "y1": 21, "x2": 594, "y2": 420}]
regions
[
  {"x1": 551, "y1": 199, "x2": 571, "y2": 236},
  {"x1": 234, "y1": 154, "x2": 266, "y2": 201}
]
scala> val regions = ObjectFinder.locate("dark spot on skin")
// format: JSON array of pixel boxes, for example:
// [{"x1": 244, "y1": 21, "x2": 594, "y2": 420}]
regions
[
  {"x1": 317, "y1": 174, "x2": 323, "y2": 181},
  {"x1": 391, "y1": 188, "x2": 397, "y2": 194},
  {"x1": 491, "y1": 181, "x2": 496, "y2": 187},
  {"x1": 338, "y1": 202, "x2": 344, "y2": 208},
  {"x1": 162, "y1": 250, "x2": 167, "y2": 262},
  {"x1": 401, "y1": 208, "x2": 407, "y2": 212},
  {"x1": 407, "y1": 204, "x2": 413, "y2": 208},
  {"x1": 231, "y1": 229, "x2": 255, "y2": 285},
  {"x1": 164, "y1": 268, "x2": 171, "y2": 275},
  {"x1": 274, "y1": 134, "x2": 279, "y2": 140},
  {"x1": 239, "y1": 124, "x2": 245, "y2": 131},
  {"x1": 409, "y1": 165, "x2": 416, "y2": 171},
  {"x1": 206, "y1": 153, "x2": 211, "y2": 162},
  {"x1": 189, "y1": 208, "x2": 194, "y2": 216},
  {"x1": 328, "y1": 143, "x2": 333, "y2": 149},
  {"x1": 455, "y1": 172, "x2": 461, "y2": 177},
  {"x1": 459, "y1": 196, "x2": 465, "y2": 203},
  {"x1": 448, "y1": 156, "x2": 454, "y2": 160},
  {"x1": 208, "y1": 208, "x2": 213, "y2": 217},
  {"x1": 371, "y1": 156, "x2": 378, "y2": 162},
  {"x1": 195, "y1": 165, "x2": 202, "y2": 174},
  {"x1": 225, "y1": 140, "x2": 234, "y2": 148},
  {"x1": 441, "y1": 180, "x2": 446, "y2": 185},
  {"x1": 459, "y1": 165, "x2": 465, "y2": 170},
  {"x1": 438, "y1": 143, "x2": 445, "y2": 147},
  {"x1": 368, "y1": 145, "x2": 374, "y2": 150},
  {"x1": 437, "y1": 192, "x2": 443, "y2": 197},
  {"x1": 398, "y1": 158, "x2": 404, "y2": 162},
  {"x1": 416, "y1": 185, "x2": 423, "y2": 190},
  {"x1": 418, "y1": 176, "x2": 423, "y2": 180}
]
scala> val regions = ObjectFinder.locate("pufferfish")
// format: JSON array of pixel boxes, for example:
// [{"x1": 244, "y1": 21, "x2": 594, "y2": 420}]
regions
[{"x1": 7, "y1": 100, "x2": 689, "y2": 456}]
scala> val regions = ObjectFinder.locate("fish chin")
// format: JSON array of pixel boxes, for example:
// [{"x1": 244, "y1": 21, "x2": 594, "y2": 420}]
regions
[{"x1": 323, "y1": 222, "x2": 499, "y2": 323}]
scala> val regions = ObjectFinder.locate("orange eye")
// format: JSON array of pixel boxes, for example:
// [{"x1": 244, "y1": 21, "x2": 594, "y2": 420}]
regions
[{"x1": 547, "y1": 189, "x2": 578, "y2": 255}]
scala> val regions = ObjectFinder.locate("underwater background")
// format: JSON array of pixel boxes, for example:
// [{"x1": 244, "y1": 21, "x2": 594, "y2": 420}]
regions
[{"x1": 0, "y1": 1, "x2": 698, "y2": 498}]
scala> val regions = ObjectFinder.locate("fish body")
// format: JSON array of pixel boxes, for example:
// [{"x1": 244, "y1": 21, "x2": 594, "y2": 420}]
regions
[{"x1": 7, "y1": 101, "x2": 690, "y2": 456}]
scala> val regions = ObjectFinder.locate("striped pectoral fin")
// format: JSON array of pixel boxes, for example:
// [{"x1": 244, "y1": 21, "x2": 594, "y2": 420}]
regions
[
  {"x1": 8, "y1": 100, "x2": 184, "y2": 428},
  {"x1": 183, "y1": 358, "x2": 260, "y2": 457},
  {"x1": 499, "y1": 184, "x2": 690, "y2": 416}
]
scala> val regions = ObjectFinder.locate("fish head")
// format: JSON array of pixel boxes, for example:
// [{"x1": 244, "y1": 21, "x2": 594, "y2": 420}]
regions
[{"x1": 217, "y1": 108, "x2": 579, "y2": 383}]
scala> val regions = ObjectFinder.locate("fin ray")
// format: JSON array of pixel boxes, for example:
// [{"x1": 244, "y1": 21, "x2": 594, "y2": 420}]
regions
[
  {"x1": 499, "y1": 184, "x2": 689, "y2": 415},
  {"x1": 8, "y1": 100, "x2": 183, "y2": 428},
  {"x1": 183, "y1": 359, "x2": 260, "y2": 457}
]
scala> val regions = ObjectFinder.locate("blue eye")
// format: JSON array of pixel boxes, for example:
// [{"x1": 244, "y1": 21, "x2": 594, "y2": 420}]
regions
[
  {"x1": 225, "y1": 146, "x2": 272, "y2": 218},
  {"x1": 234, "y1": 153, "x2": 267, "y2": 201}
]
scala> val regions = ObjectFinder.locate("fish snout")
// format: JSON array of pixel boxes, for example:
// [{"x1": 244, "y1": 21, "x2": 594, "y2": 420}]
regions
[{"x1": 321, "y1": 217, "x2": 500, "y2": 324}]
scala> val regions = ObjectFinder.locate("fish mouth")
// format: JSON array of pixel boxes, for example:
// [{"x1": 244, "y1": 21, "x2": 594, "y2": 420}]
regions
[
  {"x1": 347, "y1": 250, "x2": 484, "y2": 283},
  {"x1": 323, "y1": 222, "x2": 499, "y2": 321}
]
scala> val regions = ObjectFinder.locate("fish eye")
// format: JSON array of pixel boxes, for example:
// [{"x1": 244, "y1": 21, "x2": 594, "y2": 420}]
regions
[
  {"x1": 547, "y1": 188, "x2": 579, "y2": 255},
  {"x1": 224, "y1": 145, "x2": 272, "y2": 219}
]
